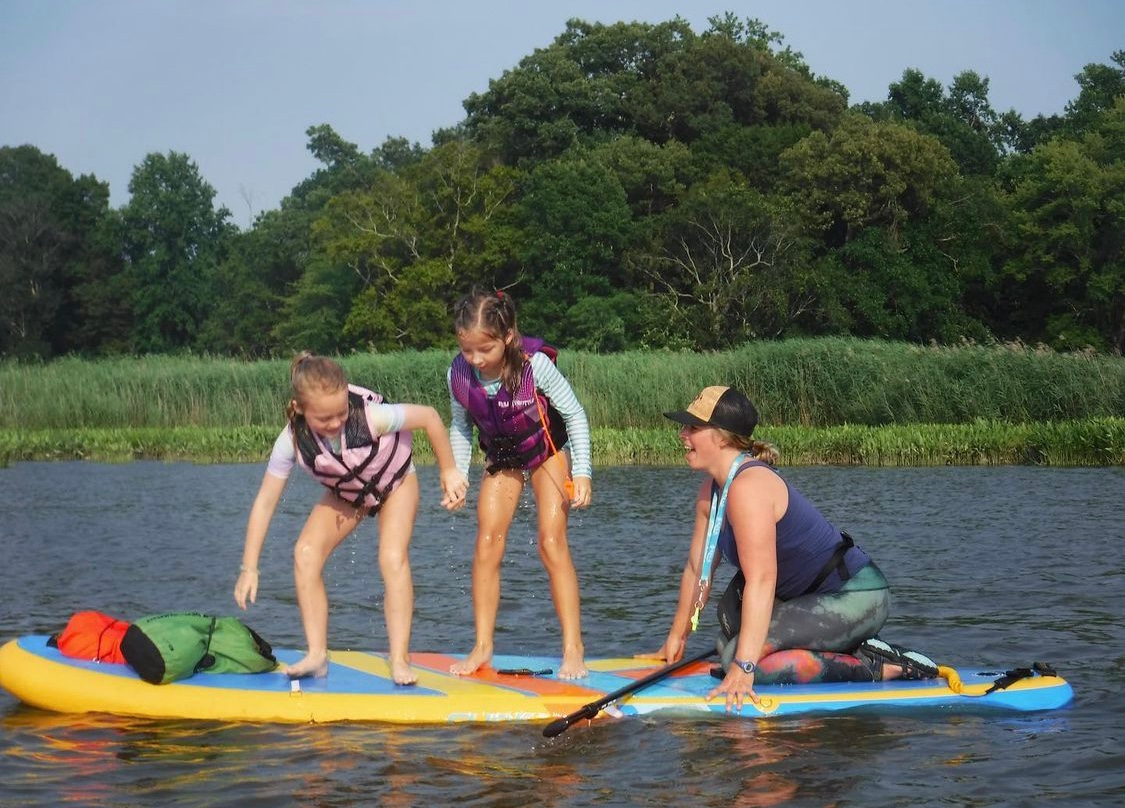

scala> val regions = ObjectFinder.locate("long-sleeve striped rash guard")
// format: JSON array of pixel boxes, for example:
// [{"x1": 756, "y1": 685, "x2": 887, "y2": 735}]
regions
[{"x1": 448, "y1": 352, "x2": 592, "y2": 480}]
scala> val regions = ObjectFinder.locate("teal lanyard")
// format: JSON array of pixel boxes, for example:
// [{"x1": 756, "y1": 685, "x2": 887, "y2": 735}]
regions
[{"x1": 690, "y1": 452, "x2": 747, "y2": 631}]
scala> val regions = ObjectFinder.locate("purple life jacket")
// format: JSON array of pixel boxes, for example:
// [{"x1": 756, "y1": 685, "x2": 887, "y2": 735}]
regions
[
  {"x1": 449, "y1": 336, "x2": 568, "y2": 473},
  {"x1": 293, "y1": 384, "x2": 413, "y2": 512}
]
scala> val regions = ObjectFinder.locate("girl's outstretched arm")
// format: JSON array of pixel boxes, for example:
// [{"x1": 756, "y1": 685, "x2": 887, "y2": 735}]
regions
[
  {"x1": 399, "y1": 404, "x2": 469, "y2": 510},
  {"x1": 236, "y1": 470, "x2": 287, "y2": 609}
]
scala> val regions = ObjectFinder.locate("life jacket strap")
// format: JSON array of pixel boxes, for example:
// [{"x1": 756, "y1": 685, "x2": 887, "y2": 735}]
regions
[{"x1": 801, "y1": 532, "x2": 854, "y2": 597}]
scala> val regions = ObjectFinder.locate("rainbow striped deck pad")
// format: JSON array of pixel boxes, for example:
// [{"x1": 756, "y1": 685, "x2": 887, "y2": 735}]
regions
[{"x1": 0, "y1": 635, "x2": 1073, "y2": 725}]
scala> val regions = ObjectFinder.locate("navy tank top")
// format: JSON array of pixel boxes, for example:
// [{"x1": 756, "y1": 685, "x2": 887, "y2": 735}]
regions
[{"x1": 716, "y1": 459, "x2": 870, "y2": 600}]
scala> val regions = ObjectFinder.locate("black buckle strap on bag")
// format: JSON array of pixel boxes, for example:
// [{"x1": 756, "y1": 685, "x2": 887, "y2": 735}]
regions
[{"x1": 802, "y1": 532, "x2": 854, "y2": 597}]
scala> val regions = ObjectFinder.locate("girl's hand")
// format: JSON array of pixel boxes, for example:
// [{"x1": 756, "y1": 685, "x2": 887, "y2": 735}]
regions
[
  {"x1": 234, "y1": 568, "x2": 259, "y2": 610},
  {"x1": 440, "y1": 468, "x2": 469, "y2": 511},
  {"x1": 570, "y1": 476, "x2": 592, "y2": 509},
  {"x1": 707, "y1": 666, "x2": 761, "y2": 713}
]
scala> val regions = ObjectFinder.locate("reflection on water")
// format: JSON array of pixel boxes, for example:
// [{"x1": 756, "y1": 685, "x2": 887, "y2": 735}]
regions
[{"x1": 1, "y1": 462, "x2": 1123, "y2": 806}]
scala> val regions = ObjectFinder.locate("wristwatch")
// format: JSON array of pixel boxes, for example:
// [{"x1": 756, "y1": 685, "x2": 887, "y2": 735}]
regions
[{"x1": 733, "y1": 658, "x2": 757, "y2": 674}]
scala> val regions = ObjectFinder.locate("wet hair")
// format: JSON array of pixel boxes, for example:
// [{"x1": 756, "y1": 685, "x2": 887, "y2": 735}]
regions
[
  {"x1": 453, "y1": 288, "x2": 525, "y2": 396},
  {"x1": 719, "y1": 429, "x2": 780, "y2": 466},
  {"x1": 285, "y1": 351, "x2": 348, "y2": 426}
]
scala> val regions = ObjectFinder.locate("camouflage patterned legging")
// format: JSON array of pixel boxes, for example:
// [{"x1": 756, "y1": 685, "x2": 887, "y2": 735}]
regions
[{"x1": 718, "y1": 562, "x2": 891, "y2": 684}]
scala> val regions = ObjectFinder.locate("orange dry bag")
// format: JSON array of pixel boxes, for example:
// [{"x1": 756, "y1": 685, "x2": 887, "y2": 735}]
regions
[{"x1": 50, "y1": 610, "x2": 130, "y2": 664}]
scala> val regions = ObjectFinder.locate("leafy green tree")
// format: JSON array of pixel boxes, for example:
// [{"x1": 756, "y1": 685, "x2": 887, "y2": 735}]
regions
[
  {"x1": 120, "y1": 151, "x2": 232, "y2": 353},
  {"x1": 63, "y1": 203, "x2": 132, "y2": 355},
  {"x1": 780, "y1": 113, "x2": 959, "y2": 248},
  {"x1": 1064, "y1": 51, "x2": 1125, "y2": 136},
  {"x1": 808, "y1": 221, "x2": 981, "y2": 342},
  {"x1": 311, "y1": 139, "x2": 519, "y2": 351},
  {"x1": 0, "y1": 193, "x2": 66, "y2": 358},
  {"x1": 587, "y1": 136, "x2": 694, "y2": 218},
  {"x1": 463, "y1": 16, "x2": 843, "y2": 164},
  {"x1": 778, "y1": 114, "x2": 976, "y2": 342},
  {"x1": 1001, "y1": 99, "x2": 1125, "y2": 351},
  {"x1": 216, "y1": 126, "x2": 421, "y2": 356},
  {"x1": 867, "y1": 68, "x2": 1000, "y2": 175},
  {"x1": 511, "y1": 153, "x2": 634, "y2": 336},
  {"x1": 271, "y1": 255, "x2": 357, "y2": 354},
  {"x1": 561, "y1": 291, "x2": 669, "y2": 352},
  {"x1": 0, "y1": 146, "x2": 118, "y2": 358},
  {"x1": 633, "y1": 171, "x2": 811, "y2": 348},
  {"x1": 195, "y1": 210, "x2": 306, "y2": 357},
  {"x1": 690, "y1": 122, "x2": 811, "y2": 190}
]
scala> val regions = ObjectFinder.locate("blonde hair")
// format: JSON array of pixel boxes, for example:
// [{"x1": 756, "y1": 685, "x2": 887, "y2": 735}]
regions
[
  {"x1": 719, "y1": 429, "x2": 780, "y2": 466},
  {"x1": 285, "y1": 351, "x2": 348, "y2": 425}
]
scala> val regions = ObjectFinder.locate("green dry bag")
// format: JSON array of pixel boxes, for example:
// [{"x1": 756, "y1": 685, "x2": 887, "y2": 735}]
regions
[{"x1": 121, "y1": 612, "x2": 276, "y2": 684}]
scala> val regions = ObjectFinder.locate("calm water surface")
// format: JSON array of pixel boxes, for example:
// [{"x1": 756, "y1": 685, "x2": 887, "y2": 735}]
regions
[{"x1": 1, "y1": 461, "x2": 1123, "y2": 807}]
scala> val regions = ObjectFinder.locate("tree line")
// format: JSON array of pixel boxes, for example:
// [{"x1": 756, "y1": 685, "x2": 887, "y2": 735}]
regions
[{"x1": 3, "y1": 14, "x2": 1123, "y2": 360}]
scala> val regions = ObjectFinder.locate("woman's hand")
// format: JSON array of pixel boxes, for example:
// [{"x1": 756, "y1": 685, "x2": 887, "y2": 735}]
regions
[{"x1": 707, "y1": 666, "x2": 761, "y2": 713}]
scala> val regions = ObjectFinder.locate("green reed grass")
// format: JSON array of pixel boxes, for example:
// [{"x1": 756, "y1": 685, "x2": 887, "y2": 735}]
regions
[
  {"x1": 2, "y1": 338, "x2": 1123, "y2": 466},
  {"x1": 3, "y1": 338, "x2": 1123, "y2": 430},
  {"x1": 4, "y1": 419, "x2": 1123, "y2": 468}
]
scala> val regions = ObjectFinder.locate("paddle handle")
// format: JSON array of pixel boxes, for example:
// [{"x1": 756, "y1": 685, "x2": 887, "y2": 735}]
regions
[{"x1": 542, "y1": 647, "x2": 716, "y2": 738}]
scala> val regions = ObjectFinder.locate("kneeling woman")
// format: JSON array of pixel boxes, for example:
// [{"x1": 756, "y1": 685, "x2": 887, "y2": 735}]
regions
[{"x1": 654, "y1": 386, "x2": 936, "y2": 713}]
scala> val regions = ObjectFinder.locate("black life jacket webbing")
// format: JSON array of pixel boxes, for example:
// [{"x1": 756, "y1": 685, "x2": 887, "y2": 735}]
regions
[{"x1": 801, "y1": 531, "x2": 855, "y2": 596}]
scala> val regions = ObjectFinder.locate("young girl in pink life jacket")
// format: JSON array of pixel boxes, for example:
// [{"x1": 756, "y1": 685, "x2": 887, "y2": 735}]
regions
[
  {"x1": 447, "y1": 289, "x2": 593, "y2": 679},
  {"x1": 235, "y1": 352, "x2": 469, "y2": 684}
]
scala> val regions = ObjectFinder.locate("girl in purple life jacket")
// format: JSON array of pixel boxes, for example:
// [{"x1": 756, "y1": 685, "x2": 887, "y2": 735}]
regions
[
  {"x1": 447, "y1": 290, "x2": 593, "y2": 679},
  {"x1": 235, "y1": 352, "x2": 468, "y2": 684}
]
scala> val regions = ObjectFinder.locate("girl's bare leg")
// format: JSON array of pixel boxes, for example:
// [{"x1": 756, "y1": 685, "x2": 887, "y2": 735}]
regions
[
  {"x1": 450, "y1": 469, "x2": 522, "y2": 675},
  {"x1": 530, "y1": 454, "x2": 587, "y2": 678},
  {"x1": 377, "y1": 474, "x2": 420, "y2": 685},
  {"x1": 286, "y1": 493, "x2": 365, "y2": 678}
]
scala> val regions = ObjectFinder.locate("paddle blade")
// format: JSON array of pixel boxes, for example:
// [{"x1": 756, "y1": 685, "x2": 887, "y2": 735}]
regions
[{"x1": 542, "y1": 716, "x2": 572, "y2": 738}]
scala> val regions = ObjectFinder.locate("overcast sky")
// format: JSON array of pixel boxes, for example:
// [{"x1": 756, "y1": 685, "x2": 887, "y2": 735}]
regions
[{"x1": 2, "y1": 0, "x2": 1121, "y2": 226}]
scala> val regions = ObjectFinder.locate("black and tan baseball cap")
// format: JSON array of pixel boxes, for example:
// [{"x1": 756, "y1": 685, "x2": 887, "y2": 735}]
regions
[{"x1": 664, "y1": 386, "x2": 759, "y2": 438}]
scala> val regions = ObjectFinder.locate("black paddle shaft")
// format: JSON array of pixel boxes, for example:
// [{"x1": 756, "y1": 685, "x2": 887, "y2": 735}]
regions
[{"x1": 542, "y1": 647, "x2": 717, "y2": 738}]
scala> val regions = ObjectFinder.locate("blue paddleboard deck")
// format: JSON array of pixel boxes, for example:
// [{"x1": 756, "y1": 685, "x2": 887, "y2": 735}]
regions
[{"x1": 0, "y1": 635, "x2": 1074, "y2": 725}]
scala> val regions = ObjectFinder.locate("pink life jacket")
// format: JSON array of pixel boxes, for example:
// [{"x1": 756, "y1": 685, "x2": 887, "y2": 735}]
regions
[
  {"x1": 292, "y1": 384, "x2": 413, "y2": 512},
  {"x1": 449, "y1": 336, "x2": 568, "y2": 473}
]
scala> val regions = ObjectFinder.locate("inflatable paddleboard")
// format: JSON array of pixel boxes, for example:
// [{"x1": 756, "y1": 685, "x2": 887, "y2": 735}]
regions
[{"x1": 0, "y1": 635, "x2": 1073, "y2": 725}]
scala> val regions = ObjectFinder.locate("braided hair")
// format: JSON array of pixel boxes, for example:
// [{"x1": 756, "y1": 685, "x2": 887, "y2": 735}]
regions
[{"x1": 453, "y1": 288, "x2": 526, "y2": 396}]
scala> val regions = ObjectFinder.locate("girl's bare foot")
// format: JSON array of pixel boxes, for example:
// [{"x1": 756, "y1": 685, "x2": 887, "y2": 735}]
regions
[
  {"x1": 450, "y1": 644, "x2": 492, "y2": 676},
  {"x1": 284, "y1": 651, "x2": 329, "y2": 679},
  {"x1": 390, "y1": 656, "x2": 417, "y2": 686},
  {"x1": 558, "y1": 646, "x2": 587, "y2": 679}
]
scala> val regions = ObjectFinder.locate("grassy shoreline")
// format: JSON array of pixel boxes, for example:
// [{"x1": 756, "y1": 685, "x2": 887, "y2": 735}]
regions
[
  {"x1": 4, "y1": 337, "x2": 1123, "y2": 467},
  {"x1": 4, "y1": 418, "x2": 1124, "y2": 468}
]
